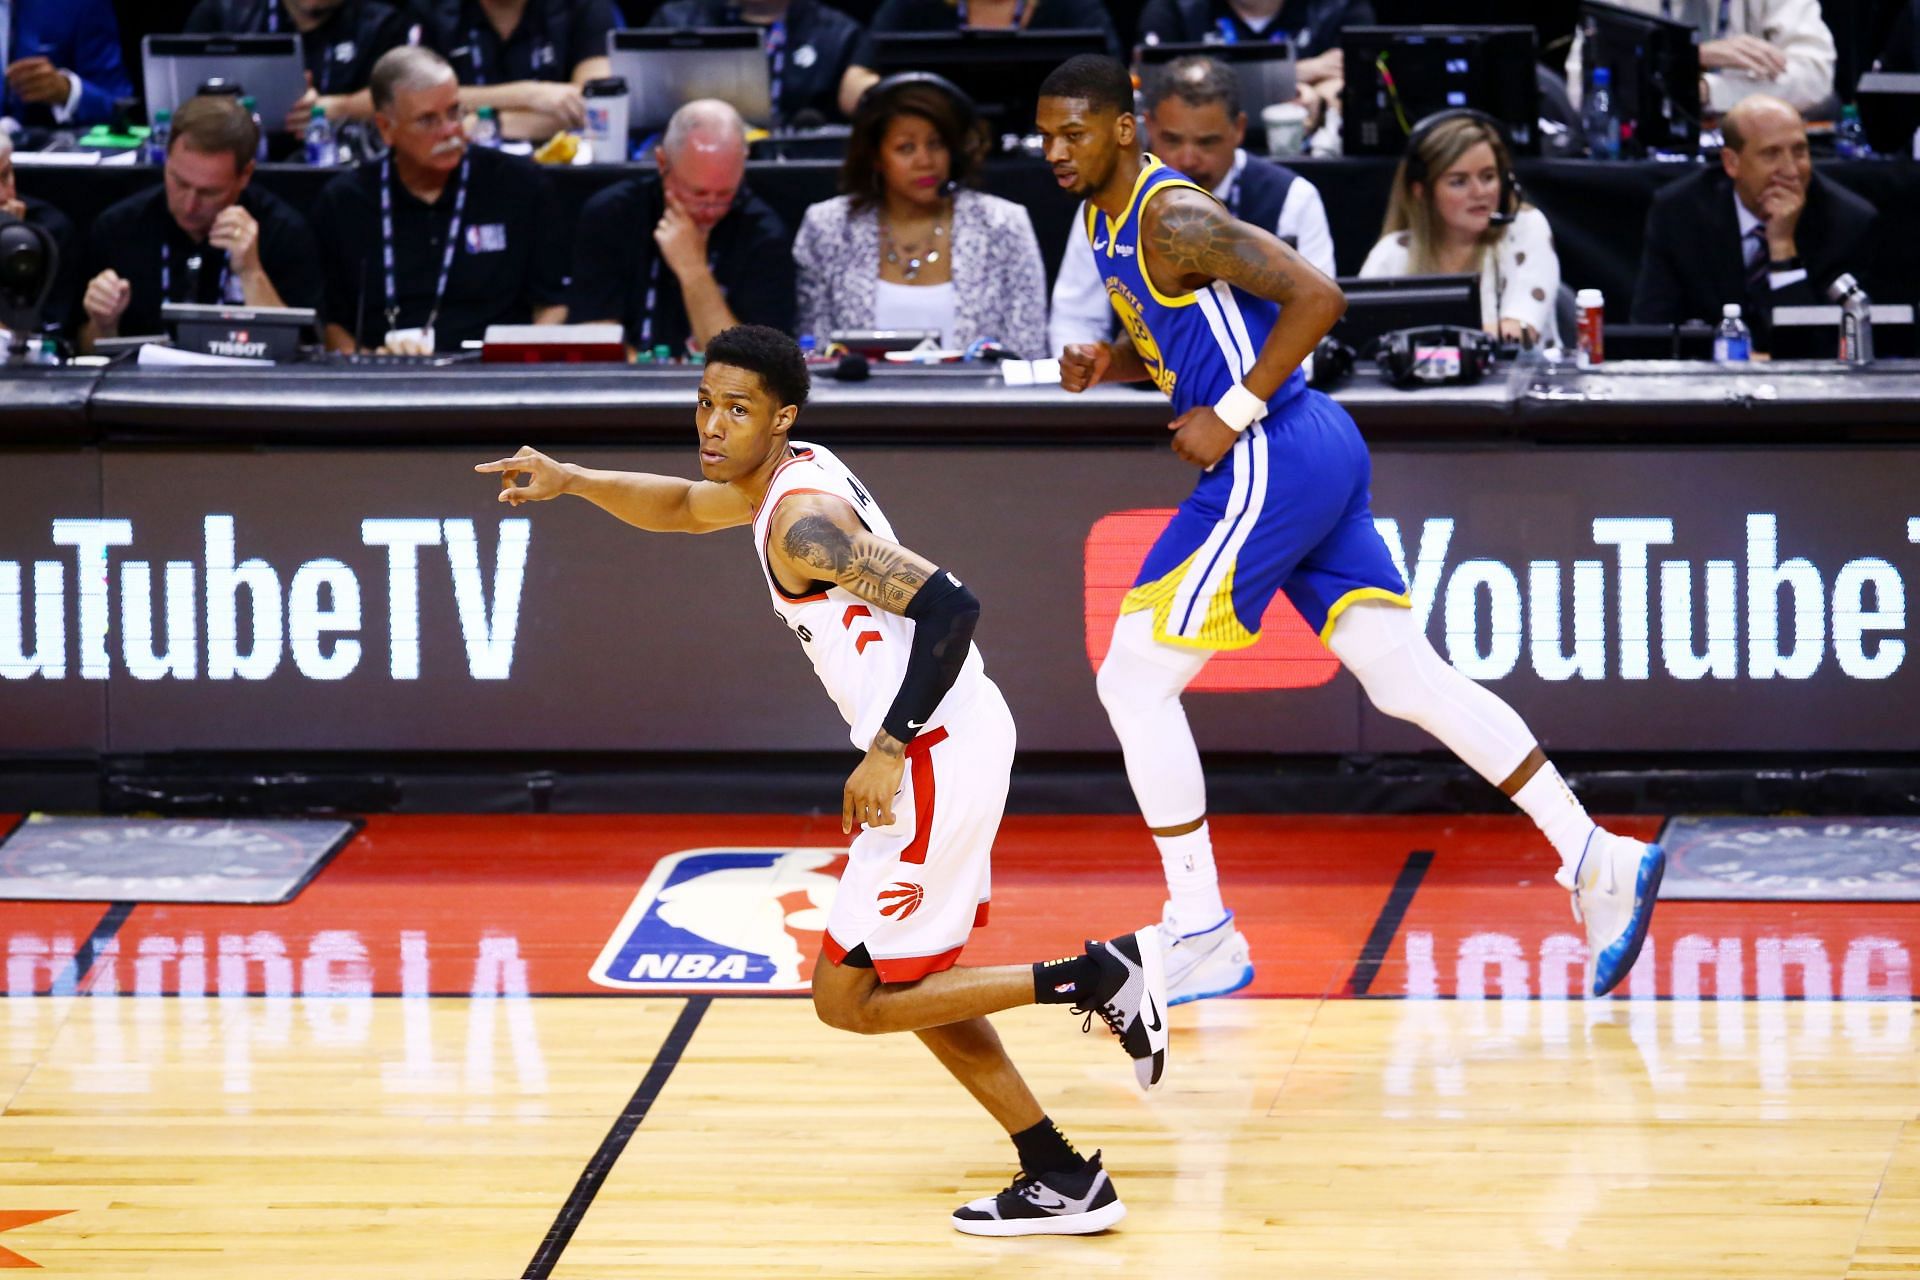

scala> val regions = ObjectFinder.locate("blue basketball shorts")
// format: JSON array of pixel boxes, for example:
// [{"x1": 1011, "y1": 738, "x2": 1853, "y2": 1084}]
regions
[{"x1": 1121, "y1": 388, "x2": 1411, "y2": 650}]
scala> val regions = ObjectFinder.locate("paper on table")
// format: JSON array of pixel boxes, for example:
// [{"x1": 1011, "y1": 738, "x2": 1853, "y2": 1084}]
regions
[{"x1": 135, "y1": 343, "x2": 272, "y2": 368}]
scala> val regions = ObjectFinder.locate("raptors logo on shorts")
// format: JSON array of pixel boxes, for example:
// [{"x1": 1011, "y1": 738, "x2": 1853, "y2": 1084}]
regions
[{"x1": 878, "y1": 881, "x2": 925, "y2": 920}]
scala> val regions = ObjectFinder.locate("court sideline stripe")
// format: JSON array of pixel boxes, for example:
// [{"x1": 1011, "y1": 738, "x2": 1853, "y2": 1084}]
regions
[
  {"x1": 1343, "y1": 850, "x2": 1433, "y2": 997},
  {"x1": 523, "y1": 994, "x2": 712, "y2": 1280},
  {"x1": 56, "y1": 902, "x2": 135, "y2": 994}
]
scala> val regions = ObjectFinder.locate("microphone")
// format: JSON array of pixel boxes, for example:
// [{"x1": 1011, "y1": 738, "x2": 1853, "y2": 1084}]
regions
[
  {"x1": 790, "y1": 108, "x2": 825, "y2": 130},
  {"x1": 832, "y1": 353, "x2": 870, "y2": 381}
]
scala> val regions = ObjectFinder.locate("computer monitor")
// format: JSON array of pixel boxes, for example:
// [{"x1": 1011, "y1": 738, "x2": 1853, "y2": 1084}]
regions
[
  {"x1": 1135, "y1": 40, "x2": 1299, "y2": 116},
  {"x1": 606, "y1": 28, "x2": 772, "y2": 133},
  {"x1": 1340, "y1": 26, "x2": 1539, "y2": 157},
  {"x1": 1855, "y1": 71, "x2": 1920, "y2": 156},
  {"x1": 867, "y1": 29, "x2": 1111, "y2": 139},
  {"x1": 1331, "y1": 273, "x2": 1482, "y2": 354},
  {"x1": 141, "y1": 34, "x2": 306, "y2": 134},
  {"x1": 1578, "y1": 1, "x2": 1701, "y2": 158}
]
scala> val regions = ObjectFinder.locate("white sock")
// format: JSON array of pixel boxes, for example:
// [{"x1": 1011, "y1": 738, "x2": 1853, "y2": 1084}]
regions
[
  {"x1": 1154, "y1": 825, "x2": 1226, "y2": 935},
  {"x1": 1510, "y1": 763, "x2": 1598, "y2": 880}
]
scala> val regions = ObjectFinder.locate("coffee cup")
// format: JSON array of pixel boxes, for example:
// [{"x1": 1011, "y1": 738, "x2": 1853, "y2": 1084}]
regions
[
  {"x1": 582, "y1": 77, "x2": 630, "y2": 162},
  {"x1": 1261, "y1": 101, "x2": 1310, "y2": 157}
]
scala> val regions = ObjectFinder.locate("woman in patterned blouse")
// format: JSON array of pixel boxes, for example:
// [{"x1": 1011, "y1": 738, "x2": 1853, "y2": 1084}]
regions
[{"x1": 793, "y1": 73, "x2": 1050, "y2": 356}]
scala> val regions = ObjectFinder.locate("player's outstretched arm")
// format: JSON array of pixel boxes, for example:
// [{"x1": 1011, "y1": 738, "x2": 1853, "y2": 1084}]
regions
[
  {"x1": 1143, "y1": 186, "x2": 1346, "y2": 403},
  {"x1": 770, "y1": 494, "x2": 982, "y2": 834},
  {"x1": 474, "y1": 446, "x2": 752, "y2": 534}
]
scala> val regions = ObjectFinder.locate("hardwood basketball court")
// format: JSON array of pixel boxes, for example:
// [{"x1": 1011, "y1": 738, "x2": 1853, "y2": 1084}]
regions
[{"x1": 4, "y1": 813, "x2": 1917, "y2": 1277}]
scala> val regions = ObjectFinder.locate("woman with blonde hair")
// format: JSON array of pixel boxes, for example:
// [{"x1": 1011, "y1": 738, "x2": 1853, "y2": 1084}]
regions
[{"x1": 1358, "y1": 110, "x2": 1561, "y2": 347}]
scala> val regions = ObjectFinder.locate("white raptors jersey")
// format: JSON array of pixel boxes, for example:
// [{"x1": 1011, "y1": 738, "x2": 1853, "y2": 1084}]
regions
[{"x1": 752, "y1": 441, "x2": 990, "y2": 748}]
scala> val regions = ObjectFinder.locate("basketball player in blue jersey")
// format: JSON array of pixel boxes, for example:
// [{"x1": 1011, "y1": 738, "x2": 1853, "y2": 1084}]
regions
[
  {"x1": 476, "y1": 324, "x2": 1168, "y2": 1237},
  {"x1": 1034, "y1": 55, "x2": 1664, "y2": 1004}
]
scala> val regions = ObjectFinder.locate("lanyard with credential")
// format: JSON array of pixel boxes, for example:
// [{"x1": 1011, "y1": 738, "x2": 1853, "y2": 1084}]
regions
[
  {"x1": 381, "y1": 154, "x2": 469, "y2": 334},
  {"x1": 161, "y1": 239, "x2": 238, "y2": 305},
  {"x1": 266, "y1": 3, "x2": 335, "y2": 93},
  {"x1": 765, "y1": 17, "x2": 786, "y2": 122}
]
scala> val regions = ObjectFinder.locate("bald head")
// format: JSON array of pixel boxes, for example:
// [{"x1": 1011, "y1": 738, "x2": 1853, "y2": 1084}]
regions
[
  {"x1": 1721, "y1": 94, "x2": 1801, "y2": 154},
  {"x1": 662, "y1": 99, "x2": 748, "y2": 161},
  {"x1": 656, "y1": 100, "x2": 748, "y2": 229}
]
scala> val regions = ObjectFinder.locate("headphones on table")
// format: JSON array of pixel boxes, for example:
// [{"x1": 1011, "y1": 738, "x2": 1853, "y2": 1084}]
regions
[{"x1": 1403, "y1": 107, "x2": 1521, "y2": 226}]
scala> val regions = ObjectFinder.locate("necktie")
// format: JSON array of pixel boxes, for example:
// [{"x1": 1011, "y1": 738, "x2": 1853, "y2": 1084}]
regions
[{"x1": 1743, "y1": 224, "x2": 1769, "y2": 290}]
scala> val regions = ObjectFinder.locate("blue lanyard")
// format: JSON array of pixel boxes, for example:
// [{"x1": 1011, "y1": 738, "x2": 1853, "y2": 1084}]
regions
[
  {"x1": 380, "y1": 154, "x2": 470, "y2": 334},
  {"x1": 160, "y1": 240, "x2": 240, "y2": 306},
  {"x1": 957, "y1": 0, "x2": 1025, "y2": 26},
  {"x1": 765, "y1": 17, "x2": 786, "y2": 122},
  {"x1": 266, "y1": 2, "x2": 339, "y2": 93}
]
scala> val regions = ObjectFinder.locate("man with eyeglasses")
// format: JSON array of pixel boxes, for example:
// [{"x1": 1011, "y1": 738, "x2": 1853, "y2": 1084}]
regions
[
  {"x1": 312, "y1": 45, "x2": 567, "y2": 354},
  {"x1": 569, "y1": 98, "x2": 794, "y2": 357}
]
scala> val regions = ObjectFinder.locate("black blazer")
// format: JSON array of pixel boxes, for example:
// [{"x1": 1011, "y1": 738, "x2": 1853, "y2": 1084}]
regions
[{"x1": 1632, "y1": 167, "x2": 1880, "y2": 351}]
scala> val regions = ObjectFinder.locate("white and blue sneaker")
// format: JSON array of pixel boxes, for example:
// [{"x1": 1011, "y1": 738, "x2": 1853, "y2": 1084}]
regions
[
  {"x1": 1556, "y1": 831, "x2": 1666, "y2": 997},
  {"x1": 1156, "y1": 903, "x2": 1254, "y2": 1006}
]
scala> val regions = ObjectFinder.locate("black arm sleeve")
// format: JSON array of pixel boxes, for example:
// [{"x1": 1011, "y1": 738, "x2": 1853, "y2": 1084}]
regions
[{"x1": 880, "y1": 567, "x2": 981, "y2": 745}]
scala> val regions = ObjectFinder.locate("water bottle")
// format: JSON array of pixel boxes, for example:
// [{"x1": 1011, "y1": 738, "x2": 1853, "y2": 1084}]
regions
[
  {"x1": 1713, "y1": 303, "x2": 1751, "y2": 363},
  {"x1": 145, "y1": 109, "x2": 171, "y2": 165},
  {"x1": 242, "y1": 96, "x2": 267, "y2": 161},
  {"x1": 1836, "y1": 104, "x2": 1869, "y2": 159},
  {"x1": 1830, "y1": 273, "x2": 1873, "y2": 364},
  {"x1": 304, "y1": 105, "x2": 334, "y2": 166},
  {"x1": 1583, "y1": 66, "x2": 1619, "y2": 160},
  {"x1": 472, "y1": 105, "x2": 501, "y2": 148}
]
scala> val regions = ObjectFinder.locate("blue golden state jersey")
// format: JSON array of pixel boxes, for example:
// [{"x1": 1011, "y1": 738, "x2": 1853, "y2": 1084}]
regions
[{"x1": 1085, "y1": 155, "x2": 1306, "y2": 418}]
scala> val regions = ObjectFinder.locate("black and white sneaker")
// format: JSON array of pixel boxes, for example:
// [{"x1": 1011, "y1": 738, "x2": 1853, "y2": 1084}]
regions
[
  {"x1": 951, "y1": 1152, "x2": 1127, "y2": 1237},
  {"x1": 1074, "y1": 928, "x2": 1169, "y2": 1090}
]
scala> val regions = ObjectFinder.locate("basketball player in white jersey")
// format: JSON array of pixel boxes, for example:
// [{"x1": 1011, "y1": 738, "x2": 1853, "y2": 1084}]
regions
[
  {"x1": 1035, "y1": 54, "x2": 1664, "y2": 1005},
  {"x1": 474, "y1": 324, "x2": 1168, "y2": 1237}
]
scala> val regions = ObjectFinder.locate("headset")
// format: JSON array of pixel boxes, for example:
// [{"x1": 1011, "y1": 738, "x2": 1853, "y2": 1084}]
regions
[
  {"x1": 1403, "y1": 107, "x2": 1521, "y2": 226},
  {"x1": 854, "y1": 71, "x2": 979, "y2": 124}
]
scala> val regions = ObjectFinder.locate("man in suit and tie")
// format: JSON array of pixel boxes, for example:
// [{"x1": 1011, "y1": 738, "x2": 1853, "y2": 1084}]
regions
[
  {"x1": 1632, "y1": 94, "x2": 1878, "y2": 353},
  {"x1": 2, "y1": 0, "x2": 135, "y2": 128}
]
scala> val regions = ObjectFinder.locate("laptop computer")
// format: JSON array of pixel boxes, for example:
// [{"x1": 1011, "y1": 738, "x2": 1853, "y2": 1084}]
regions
[
  {"x1": 607, "y1": 28, "x2": 772, "y2": 133},
  {"x1": 142, "y1": 34, "x2": 307, "y2": 134}
]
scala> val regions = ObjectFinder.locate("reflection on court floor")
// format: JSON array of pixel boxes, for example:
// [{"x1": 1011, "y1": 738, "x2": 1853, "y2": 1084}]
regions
[{"x1": 5, "y1": 812, "x2": 1920, "y2": 1277}]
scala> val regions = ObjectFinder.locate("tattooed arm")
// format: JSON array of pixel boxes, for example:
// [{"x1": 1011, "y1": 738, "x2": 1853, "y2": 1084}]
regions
[
  {"x1": 771, "y1": 494, "x2": 982, "y2": 834},
  {"x1": 1143, "y1": 186, "x2": 1346, "y2": 404}
]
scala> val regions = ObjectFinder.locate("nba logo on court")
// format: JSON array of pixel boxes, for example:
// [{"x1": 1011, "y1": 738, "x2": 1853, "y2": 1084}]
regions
[{"x1": 590, "y1": 848, "x2": 847, "y2": 991}]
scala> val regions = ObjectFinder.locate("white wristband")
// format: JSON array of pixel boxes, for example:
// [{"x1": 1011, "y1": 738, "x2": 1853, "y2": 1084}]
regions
[{"x1": 1213, "y1": 382, "x2": 1267, "y2": 433}]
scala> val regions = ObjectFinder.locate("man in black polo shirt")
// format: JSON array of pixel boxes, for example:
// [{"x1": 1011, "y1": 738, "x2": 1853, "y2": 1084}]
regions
[
  {"x1": 645, "y1": 0, "x2": 863, "y2": 124},
  {"x1": 183, "y1": 0, "x2": 424, "y2": 135},
  {"x1": 414, "y1": 0, "x2": 622, "y2": 140},
  {"x1": 312, "y1": 45, "x2": 567, "y2": 353},
  {"x1": 78, "y1": 95, "x2": 322, "y2": 354},
  {"x1": 570, "y1": 99, "x2": 793, "y2": 356}
]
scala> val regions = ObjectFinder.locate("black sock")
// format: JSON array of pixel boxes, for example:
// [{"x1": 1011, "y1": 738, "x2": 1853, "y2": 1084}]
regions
[
  {"x1": 1011, "y1": 1116, "x2": 1084, "y2": 1176},
  {"x1": 1032, "y1": 952, "x2": 1101, "y2": 1004}
]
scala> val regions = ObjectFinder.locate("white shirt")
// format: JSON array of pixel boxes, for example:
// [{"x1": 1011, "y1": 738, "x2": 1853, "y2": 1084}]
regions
[
  {"x1": 872, "y1": 279, "x2": 956, "y2": 346},
  {"x1": 1567, "y1": 0, "x2": 1836, "y2": 115},
  {"x1": 1734, "y1": 190, "x2": 1809, "y2": 289},
  {"x1": 1357, "y1": 206, "x2": 1563, "y2": 346},
  {"x1": 1047, "y1": 149, "x2": 1338, "y2": 355}
]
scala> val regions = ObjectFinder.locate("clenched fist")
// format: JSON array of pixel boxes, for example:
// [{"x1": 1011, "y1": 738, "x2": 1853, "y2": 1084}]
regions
[{"x1": 1058, "y1": 341, "x2": 1112, "y2": 393}]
